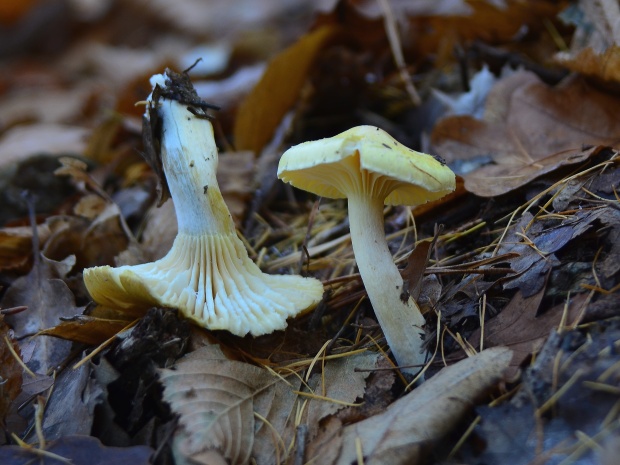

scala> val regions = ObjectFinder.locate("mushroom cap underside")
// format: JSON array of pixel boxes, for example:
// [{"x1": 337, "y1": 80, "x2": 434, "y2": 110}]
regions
[
  {"x1": 84, "y1": 233, "x2": 324, "y2": 336},
  {"x1": 278, "y1": 125, "x2": 455, "y2": 206}
]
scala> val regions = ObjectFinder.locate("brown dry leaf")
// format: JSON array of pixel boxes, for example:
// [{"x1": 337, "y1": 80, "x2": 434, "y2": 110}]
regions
[
  {"x1": 233, "y1": 25, "x2": 338, "y2": 155},
  {"x1": 431, "y1": 71, "x2": 620, "y2": 197},
  {"x1": 407, "y1": 0, "x2": 563, "y2": 62},
  {"x1": 161, "y1": 344, "x2": 380, "y2": 465},
  {"x1": 306, "y1": 347, "x2": 512, "y2": 465},
  {"x1": 39, "y1": 305, "x2": 139, "y2": 346},
  {"x1": 160, "y1": 343, "x2": 298, "y2": 465},
  {"x1": 0, "y1": 223, "x2": 50, "y2": 272},
  {"x1": 470, "y1": 288, "x2": 586, "y2": 374},
  {"x1": 2, "y1": 253, "x2": 79, "y2": 373},
  {"x1": 555, "y1": 0, "x2": 620, "y2": 82}
]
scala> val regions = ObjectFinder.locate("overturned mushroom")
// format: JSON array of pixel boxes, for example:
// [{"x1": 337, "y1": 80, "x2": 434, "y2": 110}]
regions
[
  {"x1": 84, "y1": 70, "x2": 323, "y2": 337},
  {"x1": 278, "y1": 126, "x2": 455, "y2": 372}
]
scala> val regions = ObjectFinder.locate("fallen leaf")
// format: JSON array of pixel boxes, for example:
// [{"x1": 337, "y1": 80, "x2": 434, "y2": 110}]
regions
[
  {"x1": 0, "y1": 223, "x2": 50, "y2": 272},
  {"x1": 161, "y1": 344, "x2": 382, "y2": 465},
  {"x1": 38, "y1": 307, "x2": 137, "y2": 346},
  {"x1": 25, "y1": 362, "x2": 102, "y2": 442},
  {"x1": 233, "y1": 25, "x2": 338, "y2": 155},
  {"x1": 500, "y1": 208, "x2": 606, "y2": 296},
  {"x1": 431, "y1": 72, "x2": 620, "y2": 196},
  {"x1": 306, "y1": 347, "x2": 512, "y2": 465},
  {"x1": 160, "y1": 343, "x2": 294, "y2": 465},
  {"x1": 470, "y1": 285, "x2": 586, "y2": 373},
  {"x1": 2, "y1": 254, "x2": 78, "y2": 373},
  {"x1": 554, "y1": 0, "x2": 620, "y2": 83}
]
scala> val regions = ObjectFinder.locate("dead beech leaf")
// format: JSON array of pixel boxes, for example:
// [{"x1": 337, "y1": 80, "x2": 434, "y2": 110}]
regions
[
  {"x1": 160, "y1": 344, "x2": 298, "y2": 465},
  {"x1": 306, "y1": 347, "x2": 512, "y2": 465},
  {"x1": 556, "y1": 45, "x2": 620, "y2": 83},
  {"x1": 431, "y1": 72, "x2": 620, "y2": 197},
  {"x1": 253, "y1": 351, "x2": 380, "y2": 465},
  {"x1": 161, "y1": 344, "x2": 381, "y2": 465},
  {"x1": 233, "y1": 25, "x2": 338, "y2": 155}
]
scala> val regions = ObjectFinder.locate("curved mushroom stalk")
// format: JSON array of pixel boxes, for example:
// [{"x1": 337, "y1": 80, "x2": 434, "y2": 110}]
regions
[
  {"x1": 347, "y1": 192, "x2": 426, "y2": 369},
  {"x1": 278, "y1": 126, "x2": 455, "y2": 373},
  {"x1": 84, "y1": 71, "x2": 323, "y2": 337}
]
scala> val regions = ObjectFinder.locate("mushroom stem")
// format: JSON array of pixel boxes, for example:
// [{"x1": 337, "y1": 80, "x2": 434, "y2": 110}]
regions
[
  {"x1": 158, "y1": 99, "x2": 233, "y2": 236},
  {"x1": 347, "y1": 193, "x2": 427, "y2": 372}
]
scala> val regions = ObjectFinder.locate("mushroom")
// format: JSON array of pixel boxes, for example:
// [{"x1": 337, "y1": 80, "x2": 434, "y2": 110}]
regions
[
  {"x1": 277, "y1": 126, "x2": 455, "y2": 372},
  {"x1": 83, "y1": 70, "x2": 323, "y2": 337}
]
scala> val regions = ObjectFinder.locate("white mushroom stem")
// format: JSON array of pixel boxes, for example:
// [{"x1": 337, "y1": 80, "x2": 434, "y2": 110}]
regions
[
  {"x1": 158, "y1": 98, "x2": 234, "y2": 236},
  {"x1": 347, "y1": 193, "x2": 427, "y2": 372}
]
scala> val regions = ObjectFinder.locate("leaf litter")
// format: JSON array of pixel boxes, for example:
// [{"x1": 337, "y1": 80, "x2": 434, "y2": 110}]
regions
[{"x1": 0, "y1": 1, "x2": 619, "y2": 464}]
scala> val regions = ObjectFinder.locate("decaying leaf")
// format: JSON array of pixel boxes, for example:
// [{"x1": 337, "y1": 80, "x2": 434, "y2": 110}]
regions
[
  {"x1": 0, "y1": 224, "x2": 50, "y2": 272},
  {"x1": 233, "y1": 25, "x2": 338, "y2": 155},
  {"x1": 2, "y1": 254, "x2": 78, "y2": 373},
  {"x1": 431, "y1": 72, "x2": 620, "y2": 197},
  {"x1": 160, "y1": 343, "x2": 293, "y2": 465},
  {"x1": 161, "y1": 343, "x2": 382, "y2": 465},
  {"x1": 306, "y1": 347, "x2": 512, "y2": 465},
  {"x1": 499, "y1": 208, "x2": 607, "y2": 297},
  {"x1": 470, "y1": 287, "x2": 587, "y2": 373},
  {"x1": 38, "y1": 305, "x2": 140, "y2": 346},
  {"x1": 25, "y1": 362, "x2": 103, "y2": 442}
]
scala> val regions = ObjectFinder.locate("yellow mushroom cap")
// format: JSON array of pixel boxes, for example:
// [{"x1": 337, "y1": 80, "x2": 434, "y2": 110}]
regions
[{"x1": 277, "y1": 125, "x2": 455, "y2": 206}]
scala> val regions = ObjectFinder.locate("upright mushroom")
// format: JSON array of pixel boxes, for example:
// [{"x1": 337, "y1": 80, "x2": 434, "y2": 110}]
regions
[
  {"x1": 84, "y1": 70, "x2": 324, "y2": 337},
  {"x1": 278, "y1": 126, "x2": 455, "y2": 372}
]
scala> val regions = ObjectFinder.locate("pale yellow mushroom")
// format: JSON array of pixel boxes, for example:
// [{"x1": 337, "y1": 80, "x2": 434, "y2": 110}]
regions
[
  {"x1": 278, "y1": 126, "x2": 455, "y2": 372},
  {"x1": 84, "y1": 71, "x2": 323, "y2": 337}
]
